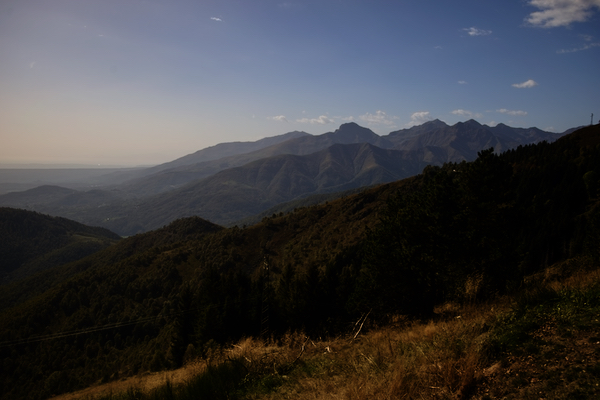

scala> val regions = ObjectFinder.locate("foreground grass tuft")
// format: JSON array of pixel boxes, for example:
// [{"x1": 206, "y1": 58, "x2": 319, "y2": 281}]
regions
[{"x1": 484, "y1": 269, "x2": 600, "y2": 399}]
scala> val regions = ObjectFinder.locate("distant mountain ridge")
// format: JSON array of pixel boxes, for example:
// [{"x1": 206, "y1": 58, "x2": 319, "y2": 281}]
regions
[
  {"x1": 386, "y1": 119, "x2": 564, "y2": 160},
  {"x1": 118, "y1": 123, "x2": 391, "y2": 196},
  {"x1": 117, "y1": 120, "x2": 564, "y2": 196},
  {"x1": 124, "y1": 142, "x2": 426, "y2": 227},
  {"x1": 0, "y1": 120, "x2": 570, "y2": 235},
  {"x1": 141, "y1": 130, "x2": 310, "y2": 175}
]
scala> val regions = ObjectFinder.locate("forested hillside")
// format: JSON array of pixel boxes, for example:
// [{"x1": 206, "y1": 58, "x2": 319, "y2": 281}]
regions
[
  {"x1": 0, "y1": 216, "x2": 223, "y2": 314},
  {"x1": 0, "y1": 208, "x2": 121, "y2": 284},
  {"x1": 0, "y1": 125, "x2": 598, "y2": 400}
]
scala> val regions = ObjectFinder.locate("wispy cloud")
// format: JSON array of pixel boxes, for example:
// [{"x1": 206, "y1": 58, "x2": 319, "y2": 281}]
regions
[
  {"x1": 497, "y1": 108, "x2": 528, "y2": 116},
  {"x1": 463, "y1": 27, "x2": 492, "y2": 36},
  {"x1": 407, "y1": 111, "x2": 432, "y2": 127},
  {"x1": 296, "y1": 115, "x2": 334, "y2": 124},
  {"x1": 557, "y1": 41, "x2": 600, "y2": 53},
  {"x1": 359, "y1": 110, "x2": 399, "y2": 126},
  {"x1": 210, "y1": 17, "x2": 223, "y2": 22},
  {"x1": 268, "y1": 115, "x2": 288, "y2": 122},
  {"x1": 526, "y1": 0, "x2": 600, "y2": 28},
  {"x1": 512, "y1": 79, "x2": 538, "y2": 88},
  {"x1": 452, "y1": 109, "x2": 483, "y2": 119},
  {"x1": 458, "y1": 80, "x2": 468, "y2": 85}
]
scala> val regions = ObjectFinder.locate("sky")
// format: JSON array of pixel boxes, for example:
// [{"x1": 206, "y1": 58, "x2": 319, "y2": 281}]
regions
[{"x1": 1, "y1": 0, "x2": 599, "y2": 166}]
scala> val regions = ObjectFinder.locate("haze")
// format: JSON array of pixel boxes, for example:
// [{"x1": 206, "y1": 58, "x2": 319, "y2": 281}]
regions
[{"x1": 1, "y1": 0, "x2": 598, "y2": 166}]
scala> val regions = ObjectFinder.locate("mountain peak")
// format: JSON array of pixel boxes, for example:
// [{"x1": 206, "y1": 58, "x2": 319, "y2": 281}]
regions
[
  {"x1": 338, "y1": 122, "x2": 361, "y2": 128},
  {"x1": 329, "y1": 122, "x2": 380, "y2": 143},
  {"x1": 452, "y1": 119, "x2": 485, "y2": 131},
  {"x1": 334, "y1": 122, "x2": 374, "y2": 133},
  {"x1": 422, "y1": 119, "x2": 448, "y2": 128}
]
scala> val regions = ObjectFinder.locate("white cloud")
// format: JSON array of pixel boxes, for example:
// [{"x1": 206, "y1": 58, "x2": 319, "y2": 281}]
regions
[
  {"x1": 512, "y1": 79, "x2": 538, "y2": 88},
  {"x1": 359, "y1": 110, "x2": 399, "y2": 126},
  {"x1": 497, "y1": 108, "x2": 528, "y2": 116},
  {"x1": 268, "y1": 115, "x2": 288, "y2": 122},
  {"x1": 458, "y1": 80, "x2": 468, "y2": 84},
  {"x1": 211, "y1": 17, "x2": 223, "y2": 22},
  {"x1": 557, "y1": 41, "x2": 600, "y2": 53},
  {"x1": 296, "y1": 115, "x2": 334, "y2": 124},
  {"x1": 526, "y1": 0, "x2": 600, "y2": 28},
  {"x1": 463, "y1": 27, "x2": 492, "y2": 36},
  {"x1": 452, "y1": 109, "x2": 483, "y2": 118},
  {"x1": 407, "y1": 111, "x2": 432, "y2": 127}
]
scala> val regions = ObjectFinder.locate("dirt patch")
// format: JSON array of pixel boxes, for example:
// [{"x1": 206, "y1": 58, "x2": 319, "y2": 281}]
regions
[{"x1": 475, "y1": 323, "x2": 600, "y2": 399}]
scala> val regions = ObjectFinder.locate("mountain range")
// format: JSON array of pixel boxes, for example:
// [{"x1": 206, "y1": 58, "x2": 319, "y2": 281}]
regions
[{"x1": 0, "y1": 119, "x2": 574, "y2": 235}]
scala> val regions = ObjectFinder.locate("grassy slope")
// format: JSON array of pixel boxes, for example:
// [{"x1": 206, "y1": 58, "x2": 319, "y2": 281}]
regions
[{"x1": 51, "y1": 257, "x2": 600, "y2": 400}]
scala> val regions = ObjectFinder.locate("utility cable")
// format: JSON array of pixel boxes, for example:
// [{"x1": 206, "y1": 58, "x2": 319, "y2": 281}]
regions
[{"x1": 0, "y1": 307, "x2": 199, "y2": 348}]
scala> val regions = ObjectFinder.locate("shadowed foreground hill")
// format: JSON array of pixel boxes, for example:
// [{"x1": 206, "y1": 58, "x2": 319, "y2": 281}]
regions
[
  {"x1": 0, "y1": 208, "x2": 121, "y2": 284},
  {"x1": 0, "y1": 125, "x2": 598, "y2": 400},
  {"x1": 0, "y1": 216, "x2": 224, "y2": 314}
]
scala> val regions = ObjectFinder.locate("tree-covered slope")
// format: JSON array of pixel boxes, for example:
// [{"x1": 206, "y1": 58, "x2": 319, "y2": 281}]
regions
[
  {"x1": 0, "y1": 216, "x2": 223, "y2": 314},
  {"x1": 0, "y1": 208, "x2": 122, "y2": 284}
]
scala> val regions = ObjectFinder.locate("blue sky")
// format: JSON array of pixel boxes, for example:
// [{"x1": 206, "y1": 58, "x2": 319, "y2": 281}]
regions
[{"x1": 1, "y1": 0, "x2": 599, "y2": 165}]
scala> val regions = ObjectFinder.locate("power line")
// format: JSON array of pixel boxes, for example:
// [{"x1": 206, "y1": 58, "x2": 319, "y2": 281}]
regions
[
  {"x1": 0, "y1": 257, "x2": 352, "y2": 348},
  {"x1": 0, "y1": 259, "x2": 268, "y2": 349},
  {"x1": 0, "y1": 308, "x2": 198, "y2": 348}
]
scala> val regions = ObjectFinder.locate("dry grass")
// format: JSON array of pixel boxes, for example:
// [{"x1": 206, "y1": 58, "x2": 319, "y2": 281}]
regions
[
  {"x1": 51, "y1": 309, "x2": 496, "y2": 400},
  {"x1": 523, "y1": 255, "x2": 599, "y2": 291},
  {"x1": 49, "y1": 362, "x2": 206, "y2": 400},
  {"x1": 52, "y1": 260, "x2": 600, "y2": 400},
  {"x1": 237, "y1": 304, "x2": 500, "y2": 400},
  {"x1": 47, "y1": 302, "x2": 504, "y2": 400}
]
